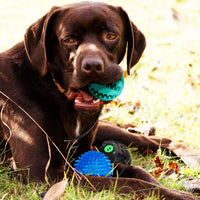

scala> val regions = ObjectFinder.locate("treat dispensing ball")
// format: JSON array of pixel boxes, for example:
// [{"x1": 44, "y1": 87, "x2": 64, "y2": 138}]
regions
[
  {"x1": 88, "y1": 75, "x2": 124, "y2": 101},
  {"x1": 74, "y1": 151, "x2": 113, "y2": 177}
]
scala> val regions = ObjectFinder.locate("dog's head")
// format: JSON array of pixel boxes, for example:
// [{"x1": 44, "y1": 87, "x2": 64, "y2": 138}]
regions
[{"x1": 24, "y1": 2, "x2": 146, "y2": 112}]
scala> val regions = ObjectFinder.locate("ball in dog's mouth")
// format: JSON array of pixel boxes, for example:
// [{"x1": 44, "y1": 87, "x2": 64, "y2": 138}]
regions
[
  {"x1": 67, "y1": 75, "x2": 124, "y2": 111},
  {"x1": 88, "y1": 75, "x2": 124, "y2": 101}
]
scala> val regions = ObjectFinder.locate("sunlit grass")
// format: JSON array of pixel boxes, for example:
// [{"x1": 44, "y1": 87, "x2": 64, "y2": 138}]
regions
[{"x1": 103, "y1": 0, "x2": 200, "y2": 149}]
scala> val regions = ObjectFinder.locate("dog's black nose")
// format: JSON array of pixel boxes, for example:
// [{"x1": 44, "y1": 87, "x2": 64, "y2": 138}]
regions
[{"x1": 81, "y1": 57, "x2": 104, "y2": 75}]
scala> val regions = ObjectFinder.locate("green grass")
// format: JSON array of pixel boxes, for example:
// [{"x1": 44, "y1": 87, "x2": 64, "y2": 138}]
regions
[
  {"x1": 1, "y1": 0, "x2": 200, "y2": 199},
  {"x1": 0, "y1": 164, "x2": 47, "y2": 199}
]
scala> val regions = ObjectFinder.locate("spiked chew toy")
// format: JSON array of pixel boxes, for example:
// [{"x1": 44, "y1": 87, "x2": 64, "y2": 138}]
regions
[
  {"x1": 74, "y1": 151, "x2": 113, "y2": 177},
  {"x1": 88, "y1": 75, "x2": 124, "y2": 101}
]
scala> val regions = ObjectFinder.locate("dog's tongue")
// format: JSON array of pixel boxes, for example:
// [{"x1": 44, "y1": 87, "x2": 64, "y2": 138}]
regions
[
  {"x1": 67, "y1": 88, "x2": 104, "y2": 111},
  {"x1": 78, "y1": 89, "x2": 94, "y2": 102}
]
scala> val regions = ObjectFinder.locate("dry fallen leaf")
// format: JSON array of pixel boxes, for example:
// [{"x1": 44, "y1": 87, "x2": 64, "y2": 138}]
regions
[
  {"x1": 154, "y1": 155, "x2": 164, "y2": 168},
  {"x1": 149, "y1": 155, "x2": 179, "y2": 178},
  {"x1": 43, "y1": 180, "x2": 68, "y2": 200}
]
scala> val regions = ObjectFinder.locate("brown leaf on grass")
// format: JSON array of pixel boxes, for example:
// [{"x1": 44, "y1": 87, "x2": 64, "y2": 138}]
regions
[
  {"x1": 140, "y1": 148, "x2": 154, "y2": 155},
  {"x1": 133, "y1": 101, "x2": 141, "y2": 111},
  {"x1": 149, "y1": 167, "x2": 164, "y2": 179},
  {"x1": 154, "y1": 155, "x2": 164, "y2": 168},
  {"x1": 169, "y1": 161, "x2": 179, "y2": 173},
  {"x1": 127, "y1": 126, "x2": 156, "y2": 136},
  {"x1": 170, "y1": 8, "x2": 183, "y2": 22},
  {"x1": 131, "y1": 193, "x2": 145, "y2": 200},
  {"x1": 149, "y1": 155, "x2": 179, "y2": 178},
  {"x1": 177, "y1": 139, "x2": 184, "y2": 143},
  {"x1": 123, "y1": 124, "x2": 136, "y2": 129},
  {"x1": 43, "y1": 180, "x2": 68, "y2": 200},
  {"x1": 149, "y1": 155, "x2": 164, "y2": 178},
  {"x1": 163, "y1": 161, "x2": 179, "y2": 177}
]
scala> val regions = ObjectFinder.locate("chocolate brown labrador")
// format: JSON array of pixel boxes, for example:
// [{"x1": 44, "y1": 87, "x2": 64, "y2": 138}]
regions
[{"x1": 0, "y1": 2, "x2": 199, "y2": 199}]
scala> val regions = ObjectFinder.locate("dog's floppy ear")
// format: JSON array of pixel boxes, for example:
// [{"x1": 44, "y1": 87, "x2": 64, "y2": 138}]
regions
[
  {"x1": 119, "y1": 8, "x2": 146, "y2": 75},
  {"x1": 24, "y1": 7, "x2": 60, "y2": 76}
]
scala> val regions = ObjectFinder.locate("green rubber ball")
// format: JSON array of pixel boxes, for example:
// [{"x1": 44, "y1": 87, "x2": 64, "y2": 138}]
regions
[{"x1": 88, "y1": 75, "x2": 124, "y2": 101}]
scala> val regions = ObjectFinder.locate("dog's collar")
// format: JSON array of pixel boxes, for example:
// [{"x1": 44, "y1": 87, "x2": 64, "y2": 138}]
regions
[
  {"x1": 47, "y1": 63, "x2": 103, "y2": 142},
  {"x1": 48, "y1": 63, "x2": 68, "y2": 97},
  {"x1": 64, "y1": 108, "x2": 102, "y2": 142}
]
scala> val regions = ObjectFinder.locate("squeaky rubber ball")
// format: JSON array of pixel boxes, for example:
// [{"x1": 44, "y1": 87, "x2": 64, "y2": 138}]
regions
[
  {"x1": 88, "y1": 75, "x2": 124, "y2": 101},
  {"x1": 74, "y1": 151, "x2": 113, "y2": 177},
  {"x1": 99, "y1": 140, "x2": 132, "y2": 165}
]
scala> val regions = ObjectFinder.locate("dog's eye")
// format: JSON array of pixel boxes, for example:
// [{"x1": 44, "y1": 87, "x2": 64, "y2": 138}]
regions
[
  {"x1": 64, "y1": 38, "x2": 77, "y2": 44},
  {"x1": 105, "y1": 33, "x2": 117, "y2": 40}
]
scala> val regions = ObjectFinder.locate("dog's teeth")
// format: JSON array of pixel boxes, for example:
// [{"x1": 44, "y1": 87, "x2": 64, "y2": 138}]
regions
[
  {"x1": 75, "y1": 99, "x2": 82, "y2": 104},
  {"x1": 92, "y1": 99, "x2": 100, "y2": 103}
]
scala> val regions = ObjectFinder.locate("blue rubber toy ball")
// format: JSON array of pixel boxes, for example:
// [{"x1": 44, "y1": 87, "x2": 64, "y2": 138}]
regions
[
  {"x1": 74, "y1": 151, "x2": 113, "y2": 177},
  {"x1": 88, "y1": 75, "x2": 124, "y2": 101}
]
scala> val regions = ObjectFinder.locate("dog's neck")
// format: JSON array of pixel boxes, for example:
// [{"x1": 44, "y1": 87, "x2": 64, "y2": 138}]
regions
[
  {"x1": 47, "y1": 63, "x2": 103, "y2": 142},
  {"x1": 63, "y1": 107, "x2": 102, "y2": 142}
]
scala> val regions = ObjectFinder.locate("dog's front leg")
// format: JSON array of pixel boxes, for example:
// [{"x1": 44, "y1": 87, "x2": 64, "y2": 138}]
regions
[
  {"x1": 95, "y1": 120, "x2": 172, "y2": 151},
  {"x1": 113, "y1": 163, "x2": 159, "y2": 185}
]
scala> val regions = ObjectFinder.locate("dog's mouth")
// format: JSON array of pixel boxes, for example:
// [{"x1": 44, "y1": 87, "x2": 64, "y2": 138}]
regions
[{"x1": 67, "y1": 87, "x2": 111, "y2": 111}]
